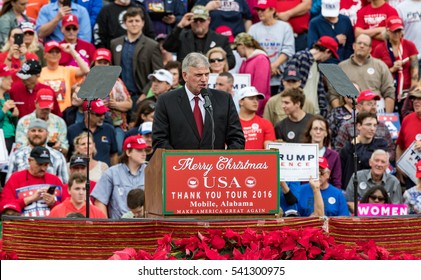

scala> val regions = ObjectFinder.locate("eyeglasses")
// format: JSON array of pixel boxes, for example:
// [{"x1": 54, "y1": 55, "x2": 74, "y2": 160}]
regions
[
  {"x1": 369, "y1": 195, "x2": 385, "y2": 202},
  {"x1": 193, "y1": 18, "x2": 206, "y2": 23},
  {"x1": 65, "y1": 26, "x2": 79, "y2": 32},
  {"x1": 312, "y1": 127, "x2": 326, "y2": 132},
  {"x1": 24, "y1": 31, "x2": 34, "y2": 36},
  {"x1": 90, "y1": 112, "x2": 105, "y2": 117},
  {"x1": 209, "y1": 58, "x2": 225, "y2": 63},
  {"x1": 319, "y1": 169, "x2": 328, "y2": 175}
]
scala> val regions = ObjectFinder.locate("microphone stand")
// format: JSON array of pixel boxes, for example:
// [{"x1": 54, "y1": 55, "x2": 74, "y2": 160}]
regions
[
  {"x1": 202, "y1": 89, "x2": 215, "y2": 150},
  {"x1": 351, "y1": 97, "x2": 359, "y2": 216},
  {"x1": 84, "y1": 100, "x2": 94, "y2": 218}
]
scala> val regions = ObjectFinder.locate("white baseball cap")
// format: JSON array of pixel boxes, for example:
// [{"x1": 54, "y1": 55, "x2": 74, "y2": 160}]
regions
[
  {"x1": 321, "y1": 0, "x2": 340, "y2": 18},
  {"x1": 238, "y1": 86, "x2": 265, "y2": 100},
  {"x1": 148, "y1": 69, "x2": 173, "y2": 85}
]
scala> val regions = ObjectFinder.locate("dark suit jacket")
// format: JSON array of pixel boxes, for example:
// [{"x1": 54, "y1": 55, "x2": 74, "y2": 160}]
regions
[
  {"x1": 110, "y1": 34, "x2": 163, "y2": 94},
  {"x1": 162, "y1": 27, "x2": 236, "y2": 69},
  {"x1": 152, "y1": 87, "x2": 245, "y2": 150}
]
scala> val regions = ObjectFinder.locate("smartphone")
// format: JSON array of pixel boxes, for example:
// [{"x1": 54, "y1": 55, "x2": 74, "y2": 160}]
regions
[
  {"x1": 14, "y1": 33, "x2": 23, "y2": 46},
  {"x1": 47, "y1": 142, "x2": 56, "y2": 147},
  {"x1": 62, "y1": 0, "x2": 72, "y2": 7},
  {"x1": 47, "y1": 186, "x2": 57, "y2": 195}
]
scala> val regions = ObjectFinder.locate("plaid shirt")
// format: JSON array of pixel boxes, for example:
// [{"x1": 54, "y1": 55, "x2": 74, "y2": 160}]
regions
[
  {"x1": 327, "y1": 106, "x2": 353, "y2": 149},
  {"x1": 282, "y1": 49, "x2": 328, "y2": 117},
  {"x1": 335, "y1": 120, "x2": 395, "y2": 161}
]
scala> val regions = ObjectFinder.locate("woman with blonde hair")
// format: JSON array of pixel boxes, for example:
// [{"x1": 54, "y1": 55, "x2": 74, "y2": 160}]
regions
[
  {"x1": 73, "y1": 131, "x2": 109, "y2": 182},
  {"x1": 234, "y1": 32, "x2": 271, "y2": 116},
  {"x1": 20, "y1": 21, "x2": 45, "y2": 66},
  {"x1": 0, "y1": 27, "x2": 38, "y2": 73},
  {"x1": 206, "y1": 47, "x2": 229, "y2": 74}
]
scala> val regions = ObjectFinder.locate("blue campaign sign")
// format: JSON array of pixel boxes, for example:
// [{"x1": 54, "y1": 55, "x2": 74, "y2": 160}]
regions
[{"x1": 377, "y1": 113, "x2": 400, "y2": 140}]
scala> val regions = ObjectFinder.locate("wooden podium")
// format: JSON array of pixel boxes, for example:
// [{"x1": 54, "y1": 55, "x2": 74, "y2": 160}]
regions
[{"x1": 145, "y1": 149, "x2": 280, "y2": 219}]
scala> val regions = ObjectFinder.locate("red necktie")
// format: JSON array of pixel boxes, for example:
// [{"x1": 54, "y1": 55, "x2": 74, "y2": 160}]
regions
[{"x1": 193, "y1": 96, "x2": 203, "y2": 137}]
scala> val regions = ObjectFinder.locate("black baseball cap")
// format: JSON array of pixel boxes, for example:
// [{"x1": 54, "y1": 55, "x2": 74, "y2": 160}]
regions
[
  {"x1": 30, "y1": 146, "x2": 52, "y2": 164},
  {"x1": 282, "y1": 66, "x2": 301, "y2": 81},
  {"x1": 69, "y1": 155, "x2": 88, "y2": 168}
]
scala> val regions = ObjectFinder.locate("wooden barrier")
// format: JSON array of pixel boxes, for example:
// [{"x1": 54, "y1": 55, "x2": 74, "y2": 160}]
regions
[{"x1": 1, "y1": 216, "x2": 420, "y2": 260}]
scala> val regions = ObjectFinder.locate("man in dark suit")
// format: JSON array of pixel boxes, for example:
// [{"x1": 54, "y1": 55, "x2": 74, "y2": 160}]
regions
[
  {"x1": 152, "y1": 52, "x2": 245, "y2": 150},
  {"x1": 110, "y1": 6, "x2": 163, "y2": 106},
  {"x1": 162, "y1": 5, "x2": 236, "y2": 69}
]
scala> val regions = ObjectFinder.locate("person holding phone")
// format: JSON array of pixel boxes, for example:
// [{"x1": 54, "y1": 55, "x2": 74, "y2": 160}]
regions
[
  {"x1": 0, "y1": 146, "x2": 65, "y2": 217},
  {"x1": 0, "y1": 0, "x2": 31, "y2": 48},
  {"x1": 0, "y1": 27, "x2": 39, "y2": 74},
  {"x1": 36, "y1": 0, "x2": 92, "y2": 43},
  {"x1": 0, "y1": 63, "x2": 18, "y2": 154}
]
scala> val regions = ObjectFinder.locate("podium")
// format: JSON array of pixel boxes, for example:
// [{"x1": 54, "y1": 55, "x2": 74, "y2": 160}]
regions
[{"x1": 145, "y1": 149, "x2": 280, "y2": 219}]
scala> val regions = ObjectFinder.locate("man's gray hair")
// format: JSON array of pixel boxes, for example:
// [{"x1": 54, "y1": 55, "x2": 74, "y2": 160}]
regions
[
  {"x1": 182, "y1": 52, "x2": 210, "y2": 73},
  {"x1": 370, "y1": 149, "x2": 389, "y2": 161}
]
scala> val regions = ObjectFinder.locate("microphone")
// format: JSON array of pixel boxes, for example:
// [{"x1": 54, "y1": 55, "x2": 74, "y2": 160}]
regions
[
  {"x1": 200, "y1": 88, "x2": 213, "y2": 111},
  {"x1": 200, "y1": 88, "x2": 215, "y2": 149}
]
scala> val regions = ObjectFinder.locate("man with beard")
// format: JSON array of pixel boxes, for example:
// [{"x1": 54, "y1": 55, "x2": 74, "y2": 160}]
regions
[
  {"x1": 15, "y1": 88, "x2": 69, "y2": 156},
  {"x1": 6, "y1": 119, "x2": 69, "y2": 184},
  {"x1": 339, "y1": 34, "x2": 395, "y2": 113},
  {"x1": 67, "y1": 100, "x2": 118, "y2": 166},
  {"x1": 163, "y1": 5, "x2": 235, "y2": 69},
  {"x1": 0, "y1": 146, "x2": 64, "y2": 217}
]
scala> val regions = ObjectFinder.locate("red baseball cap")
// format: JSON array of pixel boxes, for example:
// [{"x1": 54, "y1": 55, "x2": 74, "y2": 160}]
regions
[
  {"x1": 0, "y1": 63, "x2": 13, "y2": 77},
  {"x1": 319, "y1": 157, "x2": 329, "y2": 169},
  {"x1": 35, "y1": 88, "x2": 55, "y2": 109},
  {"x1": 215, "y1": 25, "x2": 234, "y2": 43},
  {"x1": 83, "y1": 100, "x2": 109, "y2": 115},
  {"x1": 1, "y1": 201, "x2": 22, "y2": 213},
  {"x1": 254, "y1": 0, "x2": 276, "y2": 9},
  {"x1": 386, "y1": 16, "x2": 404, "y2": 32},
  {"x1": 357, "y1": 90, "x2": 381, "y2": 103},
  {"x1": 93, "y1": 48, "x2": 112, "y2": 63},
  {"x1": 44, "y1": 41, "x2": 62, "y2": 52},
  {"x1": 62, "y1": 14, "x2": 80, "y2": 28},
  {"x1": 315, "y1": 36, "x2": 339, "y2": 59},
  {"x1": 416, "y1": 160, "x2": 421, "y2": 178},
  {"x1": 123, "y1": 135, "x2": 150, "y2": 151}
]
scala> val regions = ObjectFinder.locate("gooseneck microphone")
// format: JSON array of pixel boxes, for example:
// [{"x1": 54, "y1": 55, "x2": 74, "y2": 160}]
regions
[{"x1": 200, "y1": 88, "x2": 215, "y2": 149}]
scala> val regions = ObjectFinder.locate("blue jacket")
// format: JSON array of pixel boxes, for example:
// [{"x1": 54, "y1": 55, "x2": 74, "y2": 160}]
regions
[{"x1": 308, "y1": 14, "x2": 355, "y2": 62}]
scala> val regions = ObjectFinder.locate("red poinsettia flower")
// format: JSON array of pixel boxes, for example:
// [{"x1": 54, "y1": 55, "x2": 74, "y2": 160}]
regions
[
  {"x1": 108, "y1": 248, "x2": 137, "y2": 260},
  {"x1": 210, "y1": 234, "x2": 226, "y2": 250}
]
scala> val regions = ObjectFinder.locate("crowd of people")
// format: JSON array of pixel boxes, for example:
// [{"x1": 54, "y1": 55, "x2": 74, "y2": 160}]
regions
[{"x1": 0, "y1": 0, "x2": 421, "y2": 219}]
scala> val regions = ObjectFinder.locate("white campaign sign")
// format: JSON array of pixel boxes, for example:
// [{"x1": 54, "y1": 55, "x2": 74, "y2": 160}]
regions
[
  {"x1": 397, "y1": 141, "x2": 421, "y2": 184},
  {"x1": 0, "y1": 129, "x2": 8, "y2": 164},
  {"x1": 266, "y1": 142, "x2": 319, "y2": 181},
  {"x1": 208, "y1": 73, "x2": 251, "y2": 92}
]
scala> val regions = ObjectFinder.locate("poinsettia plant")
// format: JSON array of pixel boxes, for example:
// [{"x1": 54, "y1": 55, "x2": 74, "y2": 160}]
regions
[{"x1": 108, "y1": 227, "x2": 420, "y2": 260}]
